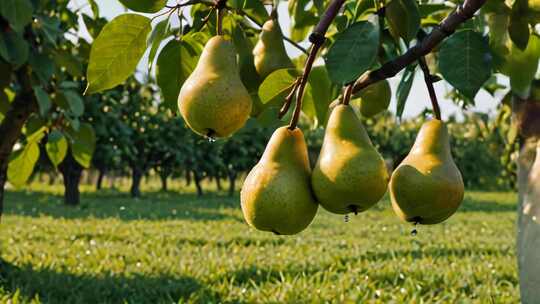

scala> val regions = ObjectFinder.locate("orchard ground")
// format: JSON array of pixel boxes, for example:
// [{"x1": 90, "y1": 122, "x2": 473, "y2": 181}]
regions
[{"x1": 0, "y1": 182, "x2": 518, "y2": 303}]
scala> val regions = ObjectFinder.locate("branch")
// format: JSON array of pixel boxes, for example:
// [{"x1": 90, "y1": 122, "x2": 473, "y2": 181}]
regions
[
  {"x1": 418, "y1": 57, "x2": 441, "y2": 120},
  {"x1": 289, "y1": 0, "x2": 346, "y2": 129},
  {"x1": 352, "y1": 0, "x2": 487, "y2": 95}
]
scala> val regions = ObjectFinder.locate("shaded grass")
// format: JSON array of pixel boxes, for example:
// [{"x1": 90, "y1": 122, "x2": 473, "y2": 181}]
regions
[{"x1": 0, "y1": 186, "x2": 519, "y2": 303}]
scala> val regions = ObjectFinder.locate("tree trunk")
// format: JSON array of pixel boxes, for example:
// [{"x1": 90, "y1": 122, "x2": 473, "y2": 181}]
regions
[
  {"x1": 514, "y1": 95, "x2": 540, "y2": 303},
  {"x1": 130, "y1": 167, "x2": 143, "y2": 198},
  {"x1": 193, "y1": 170, "x2": 203, "y2": 197},
  {"x1": 160, "y1": 172, "x2": 168, "y2": 192},
  {"x1": 0, "y1": 75, "x2": 37, "y2": 219},
  {"x1": 59, "y1": 153, "x2": 83, "y2": 206},
  {"x1": 185, "y1": 170, "x2": 192, "y2": 186},
  {"x1": 228, "y1": 171, "x2": 237, "y2": 197},
  {"x1": 215, "y1": 175, "x2": 222, "y2": 191},
  {"x1": 96, "y1": 169, "x2": 105, "y2": 190},
  {"x1": 517, "y1": 139, "x2": 540, "y2": 303}
]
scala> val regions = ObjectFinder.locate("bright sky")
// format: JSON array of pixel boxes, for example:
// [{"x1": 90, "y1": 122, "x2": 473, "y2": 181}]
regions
[{"x1": 71, "y1": 0, "x2": 502, "y2": 119}]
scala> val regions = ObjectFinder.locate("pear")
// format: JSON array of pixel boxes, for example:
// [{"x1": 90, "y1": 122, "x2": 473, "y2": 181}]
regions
[
  {"x1": 241, "y1": 126, "x2": 318, "y2": 235},
  {"x1": 178, "y1": 36, "x2": 252, "y2": 138},
  {"x1": 389, "y1": 119, "x2": 464, "y2": 224},
  {"x1": 351, "y1": 80, "x2": 391, "y2": 118},
  {"x1": 312, "y1": 105, "x2": 389, "y2": 214},
  {"x1": 253, "y1": 18, "x2": 294, "y2": 79}
]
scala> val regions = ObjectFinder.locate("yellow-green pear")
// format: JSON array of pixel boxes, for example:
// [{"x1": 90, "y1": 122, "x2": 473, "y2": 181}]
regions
[
  {"x1": 351, "y1": 80, "x2": 391, "y2": 118},
  {"x1": 389, "y1": 119, "x2": 464, "y2": 224},
  {"x1": 312, "y1": 105, "x2": 389, "y2": 214},
  {"x1": 241, "y1": 126, "x2": 318, "y2": 235},
  {"x1": 253, "y1": 18, "x2": 294, "y2": 79},
  {"x1": 178, "y1": 36, "x2": 252, "y2": 138}
]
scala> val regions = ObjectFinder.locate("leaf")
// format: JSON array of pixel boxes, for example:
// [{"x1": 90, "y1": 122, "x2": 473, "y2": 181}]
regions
[
  {"x1": 147, "y1": 19, "x2": 170, "y2": 71},
  {"x1": 88, "y1": 0, "x2": 100, "y2": 17},
  {"x1": 324, "y1": 21, "x2": 380, "y2": 85},
  {"x1": 7, "y1": 142, "x2": 40, "y2": 187},
  {"x1": 46, "y1": 130, "x2": 68, "y2": 167},
  {"x1": 68, "y1": 123, "x2": 96, "y2": 168},
  {"x1": 308, "y1": 66, "x2": 334, "y2": 124},
  {"x1": 118, "y1": 0, "x2": 167, "y2": 13},
  {"x1": 0, "y1": 31, "x2": 29, "y2": 67},
  {"x1": 396, "y1": 65, "x2": 416, "y2": 118},
  {"x1": 28, "y1": 51, "x2": 54, "y2": 84},
  {"x1": 85, "y1": 14, "x2": 151, "y2": 94},
  {"x1": 258, "y1": 69, "x2": 298, "y2": 105},
  {"x1": 0, "y1": 0, "x2": 34, "y2": 32},
  {"x1": 438, "y1": 30, "x2": 492, "y2": 100},
  {"x1": 33, "y1": 86, "x2": 51, "y2": 117},
  {"x1": 508, "y1": 11, "x2": 530, "y2": 50},
  {"x1": 386, "y1": 0, "x2": 421, "y2": 43},
  {"x1": 61, "y1": 90, "x2": 85, "y2": 117},
  {"x1": 156, "y1": 37, "x2": 202, "y2": 110},
  {"x1": 54, "y1": 50, "x2": 83, "y2": 77}
]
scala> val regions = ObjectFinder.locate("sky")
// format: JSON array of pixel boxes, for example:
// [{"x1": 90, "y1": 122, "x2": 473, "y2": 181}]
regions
[{"x1": 70, "y1": 0, "x2": 503, "y2": 119}]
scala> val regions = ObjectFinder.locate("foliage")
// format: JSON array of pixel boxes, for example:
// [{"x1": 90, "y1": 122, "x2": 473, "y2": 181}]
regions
[{"x1": 0, "y1": 187, "x2": 518, "y2": 302}]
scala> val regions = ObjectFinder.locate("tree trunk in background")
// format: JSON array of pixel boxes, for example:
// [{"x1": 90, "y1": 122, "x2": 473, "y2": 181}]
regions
[
  {"x1": 228, "y1": 171, "x2": 237, "y2": 197},
  {"x1": 193, "y1": 171, "x2": 203, "y2": 197},
  {"x1": 160, "y1": 173, "x2": 168, "y2": 192},
  {"x1": 59, "y1": 153, "x2": 83, "y2": 206},
  {"x1": 0, "y1": 170, "x2": 6, "y2": 220},
  {"x1": 96, "y1": 169, "x2": 105, "y2": 190},
  {"x1": 517, "y1": 139, "x2": 540, "y2": 303},
  {"x1": 514, "y1": 96, "x2": 540, "y2": 303},
  {"x1": 215, "y1": 175, "x2": 222, "y2": 191},
  {"x1": 185, "y1": 170, "x2": 192, "y2": 186},
  {"x1": 130, "y1": 167, "x2": 143, "y2": 198}
]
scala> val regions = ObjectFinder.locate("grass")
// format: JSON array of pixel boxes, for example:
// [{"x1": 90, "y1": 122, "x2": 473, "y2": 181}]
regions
[{"x1": 0, "y1": 182, "x2": 519, "y2": 303}]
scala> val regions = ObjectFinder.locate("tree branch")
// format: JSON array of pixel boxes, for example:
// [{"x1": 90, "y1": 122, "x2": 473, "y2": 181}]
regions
[
  {"x1": 352, "y1": 0, "x2": 487, "y2": 95},
  {"x1": 289, "y1": 0, "x2": 346, "y2": 129}
]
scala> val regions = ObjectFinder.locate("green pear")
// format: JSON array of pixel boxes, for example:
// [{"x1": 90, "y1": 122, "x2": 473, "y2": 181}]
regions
[
  {"x1": 241, "y1": 126, "x2": 318, "y2": 235},
  {"x1": 253, "y1": 18, "x2": 294, "y2": 79},
  {"x1": 351, "y1": 80, "x2": 391, "y2": 118},
  {"x1": 312, "y1": 105, "x2": 389, "y2": 214},
  {"x1": 178, "y1": 36, "x2": 252, "y2": 138},
  {"x1": 389, "y1": 119, "x2": 464, "y2": 224}
]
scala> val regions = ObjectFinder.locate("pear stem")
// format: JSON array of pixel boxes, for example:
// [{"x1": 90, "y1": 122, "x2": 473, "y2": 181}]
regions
[
  {"x1": 279, "y1": 79, "x2": 300, "y2": 119},
  {"x1": 288, "y1": 0, "x2": 347, "y2": 130},
  {"x1": 216, "y1": 7, "x2": 224, "y2": 35},
  {"x1": 350, "y1": 0, "x2": 487, "y2": 96},
  {"x1": 418, "y1": 56, "x2": 442, "y2": 120},
  {"x1": 341, "y1": 84, "x2": 354, "y2": 106}
]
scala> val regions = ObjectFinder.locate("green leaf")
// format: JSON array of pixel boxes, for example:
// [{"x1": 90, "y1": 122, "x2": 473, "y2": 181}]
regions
[
  {"x1": 508, "y1": 11, "x2": 530, "y2": 50},
  {"x1": 82, "y1": 14, "x2": 107, "y2": 39},
  {"x1": 118, "y1": 0, "x2": 167, "y2": 13},
  {"x1": 324, "y1": 21, "x2": 380, "y2": 85},
  {"x1": 308, "y1": 66, "x2": 334, "y2": 124},
  {"x1": 156, "y1": 37, "x2": 202, "y2": 110},
  {"x1": 88, "y1": 0, "x2": 100, "y2": 17},
  {"x1": 29, "y1": 51, "x2": 54, "y2": 84},
  {"x1": 438, "y1": 30, "x2": 492, "y2": 100},
  {"x1": 258, "y1": 69, "x2": 298, "y2": 105},
  {"x1": 85, "y1": 14, "x2": 151, "y2": 94},
  {"x1": 68, "y1": 123, "x2": 96, "y2": 168},
  {"x1": 61, "y1": 90, "x2": 85, "y2": 117},
  {"x1": 0, "y1": 0, "x2": 34, "y2": 32},
  {"x1": 46, "y1": 130, "x2": 68, "y2": 167},
  {"x1": 147, "y1": 19, "x2": 170, "y2": 71},
  {"x1": 33, "y1": 86, "x2": 51, "y2": 117},
  {"x1": 396, "y1": 65, "x2": 416, "y2": 118},
  {"x1": 0, "y1": 31, "x2": 29, "y2": 67},
  {"x1": 7, "y1": 142, "x2": 40, "y2": 187},
  {"x1": 386, "y1": 0, "x2": 421, "y2": 43},
  {"x1": 54, "y1": 50, "x2": 83, "y2": 77}
]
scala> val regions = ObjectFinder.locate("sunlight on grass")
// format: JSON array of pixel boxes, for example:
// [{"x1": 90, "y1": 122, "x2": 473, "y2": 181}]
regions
[{"x1": 0, "y1": 186, "x2": 518, "y2": 303}]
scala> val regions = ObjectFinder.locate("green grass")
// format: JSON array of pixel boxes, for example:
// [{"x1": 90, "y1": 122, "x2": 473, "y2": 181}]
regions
[{"x1": 0, "y1": 183, "x2": 519, "y2": 303}]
